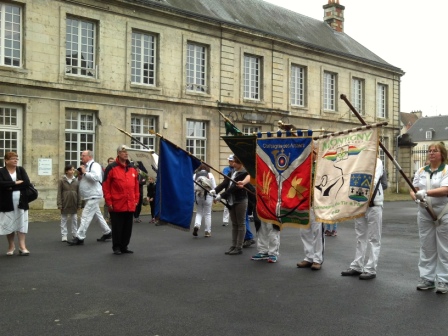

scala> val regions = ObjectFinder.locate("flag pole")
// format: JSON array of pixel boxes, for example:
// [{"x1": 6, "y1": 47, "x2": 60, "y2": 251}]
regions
[
  {"x1": 340, "y1": 94, "x2": 437, "y2": 221},
  {"x1": 149, "y1": 130, "x2": 256, "y2": 196}
]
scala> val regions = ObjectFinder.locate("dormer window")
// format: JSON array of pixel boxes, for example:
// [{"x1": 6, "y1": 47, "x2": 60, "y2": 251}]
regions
[{"x1": 426, "y1": 130, "x2": 433, "y2": 140}]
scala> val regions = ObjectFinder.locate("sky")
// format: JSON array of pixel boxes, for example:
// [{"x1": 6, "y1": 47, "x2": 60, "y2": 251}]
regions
[{"x1": 263, "y1": 0, "x2": 446, "y2": 117}]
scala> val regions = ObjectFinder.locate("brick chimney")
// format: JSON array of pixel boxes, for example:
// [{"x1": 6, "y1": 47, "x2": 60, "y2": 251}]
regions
[{"x1": 323, "y1": 0, "x2": 345, "y2": 32}]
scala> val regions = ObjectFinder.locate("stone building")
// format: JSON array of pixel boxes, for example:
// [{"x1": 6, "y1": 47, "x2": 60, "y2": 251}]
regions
[{"x1": 0, "y1": 0, "x2": 404, "y2": 208}]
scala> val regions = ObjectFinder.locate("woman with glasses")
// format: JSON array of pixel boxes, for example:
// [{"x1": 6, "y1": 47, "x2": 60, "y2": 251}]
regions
[
  {"x1": 0, "y1": 152, "x2": 32, "y2": 256},
  {"x1": 411, "y1": 142, "x2": 448, "y2": 293}
]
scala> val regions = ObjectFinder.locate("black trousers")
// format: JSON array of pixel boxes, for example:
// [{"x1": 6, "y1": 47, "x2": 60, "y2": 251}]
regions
[{"x1": 110, "y1": 211, "x2": 134, "y2": 252}]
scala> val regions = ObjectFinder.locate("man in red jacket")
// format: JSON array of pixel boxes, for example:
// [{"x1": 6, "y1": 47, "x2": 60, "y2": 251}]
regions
[{"x1": 102, "y1": 145, "x2": 140, "y2": 255}]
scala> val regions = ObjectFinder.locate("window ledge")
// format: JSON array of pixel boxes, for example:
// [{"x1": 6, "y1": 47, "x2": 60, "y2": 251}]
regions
[
  {"x1": 130, "y1": 83, "x2": 162, "y2": 92},
  {"x1": 243, "y1": 99, "x2": 263, "y2": 104},
  {"x1": 185, "y1": 90, "x2": 210, "y2": 98},
  {"x1": 0, "y1": 65, "x2": 28, "y2": 74},
  {"x1": 64, "y1": 74, "x2": 100, "y2": 84}
]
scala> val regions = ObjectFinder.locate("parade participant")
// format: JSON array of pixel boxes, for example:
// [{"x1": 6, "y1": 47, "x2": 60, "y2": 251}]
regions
[
  {"x1": 297, "y1": 144, "x2": 324, "y2": 270},
  {"x1": 210, "y1": 156, "x2": 248, "y2": 255},
  {"x1": 67, "y1": 150, "x2": 112, "y2": 246},
  {"x1": 103, "y1": 145, "x2": 140, "y2": 255},
  {"x1": 57, "y1": 165, "x2": 81, "y2": 242},
  {"x1": 412, "y1": 142, "x2": 448, "y2": 293},
  {"x1": 192, "y1": 164, "x2": 216, "y2": 237},
  {"x1": 222, "y1": 155, "x2": 234, "y2": 226},
  {"x1": 0, "y1": 152, "x2": 32, "y2": 256},
  {"x1": 341, "y1": 158, "x2": 387, "y2": 280},
  {"x1": 103, "y1": 157, "x2": 115, "y2": 225}
]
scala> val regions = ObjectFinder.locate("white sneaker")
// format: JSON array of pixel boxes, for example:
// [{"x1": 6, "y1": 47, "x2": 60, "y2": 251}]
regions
[
  {"x1": 436, "y1": 282, "x2": 448, "y2": 294},
  {"x1": 61, "y1": 235, "x2": 67, "y2": 242}
]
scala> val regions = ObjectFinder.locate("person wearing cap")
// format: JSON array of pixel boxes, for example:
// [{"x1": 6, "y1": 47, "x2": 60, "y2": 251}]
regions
[
  {"x1": 221, "y1": 155, "x2": 234, "y2": 226},
  {"x1": 102, "y1": 145, "x2": 140, "y2": 255},
  {"x1": 67, "y1": 150, "x2": 112, "y2": 246}
]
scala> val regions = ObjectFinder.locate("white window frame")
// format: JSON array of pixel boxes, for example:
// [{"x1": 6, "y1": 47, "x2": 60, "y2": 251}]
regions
[
  {"x1": 0, "y1": 3, "x2": 22, "y2": 67},
  {"x1": 131, "y1": 31, "x2": 156, "y2": 86},
  {"x1": 0, "y1": 104, "x2": 22, "y2": 166},
  {"x1": 290, "y1": 65, "x2": 305, "y2": 107},
  {"x1": 243, "y1": 125, "x2": 261, "y2": 135},
  {"x1": 65, "y1": 17, "x2": 97, "y2": 78},
  {"x1": 377, "y1": 84, "x2": 387, "y2": 118},
  {"x1": 323, "y1": 72, "x2": 336, "y2": 111},
  {"x1": 425, "y1": 130, "x2": 432, "y2": 140},
  {"x1": 352, "y1": 78, "x2": 364, "y2": 115},
  {"x1": 64, "y1": 110, "x2": 96, "y2": 167},
  {"x1": 131, "y1": 115, "x2": 156, "y2": 150},
  {"x1": 244, "y1": 54, "x2": 261, "y2": 100},
  {"x1": 186, "y1": 42, "x2": 207, "y2": 93},
  {"x1": 186, "y1": 120, "x2": 206, "y2": 161},
  {"x1": 379, "y1": 137, "x2": 388, "y2": 171}
]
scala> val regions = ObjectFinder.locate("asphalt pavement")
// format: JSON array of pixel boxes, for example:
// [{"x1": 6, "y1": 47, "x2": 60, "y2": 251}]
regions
[{"x1": 1, "y1": 201, "x2": 446, "y2": 336}]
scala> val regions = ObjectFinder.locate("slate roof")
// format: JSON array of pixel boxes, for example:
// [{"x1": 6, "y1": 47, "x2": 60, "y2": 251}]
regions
[
  {"x1": 400, "y1": 112, "x2": 419, "y2": 128},
  {"x1": 406, "y1": 116, "x2": 448, "y2": 142},
  {"x1": 129, "y1": 0, "x2": 403, "y2": 73}
]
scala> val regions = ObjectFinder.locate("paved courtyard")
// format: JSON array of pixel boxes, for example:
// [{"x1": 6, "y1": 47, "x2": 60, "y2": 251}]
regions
[{"x1": 1, "y1": 201, "x2": 446, "y2": 336}]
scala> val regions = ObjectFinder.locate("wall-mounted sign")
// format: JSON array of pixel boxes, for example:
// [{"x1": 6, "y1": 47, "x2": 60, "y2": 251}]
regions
[{"x1": 38, "y1": 158, "x2": 52, "y2": 176}]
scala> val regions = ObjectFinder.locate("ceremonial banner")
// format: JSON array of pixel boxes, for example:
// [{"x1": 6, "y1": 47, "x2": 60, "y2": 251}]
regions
[
  {"x1": 126, "y1": 148, "x2": 158, "y2": 179},
  {"x1": 256, "y1": 137, "x2": 313, "y2": 230},
  {"x1": 313, "y1": 128, "x2": 379, "y2": 223},
  {"x1": 221, "y1": 135, "x2": 256, "y2": 178},
  {"x1": 155, "y1": 139, "x2": 201, "y2": 230}
]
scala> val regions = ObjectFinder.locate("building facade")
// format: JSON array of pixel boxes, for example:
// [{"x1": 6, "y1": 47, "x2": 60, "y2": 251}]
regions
[{"x1": 0, "y1": 0, "x2": 404, "y2": 208}]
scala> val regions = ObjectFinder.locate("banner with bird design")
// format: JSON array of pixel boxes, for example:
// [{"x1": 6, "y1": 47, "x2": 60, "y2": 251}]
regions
[
  {"x1": 256, "y1": 136, "x2": 313, "y2": 230},
  {"x1": 313, "y1": 128, "x2": 379, "y2": 223}
]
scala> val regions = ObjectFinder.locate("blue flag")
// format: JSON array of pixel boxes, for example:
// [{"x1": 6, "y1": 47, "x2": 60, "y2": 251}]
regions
[{"x1": 155, "y1": 139, "x2": 201, "y2": 230}]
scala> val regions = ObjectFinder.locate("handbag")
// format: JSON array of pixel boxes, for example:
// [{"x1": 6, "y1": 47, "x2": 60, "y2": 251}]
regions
[{"x1": 26, "y1": 184, "x2": 38, "y2": 203}]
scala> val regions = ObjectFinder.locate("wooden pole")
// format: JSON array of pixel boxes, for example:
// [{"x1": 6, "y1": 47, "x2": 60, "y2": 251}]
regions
[{"x1": 340, "y1": 94, "x2": 437, "y2": 220}]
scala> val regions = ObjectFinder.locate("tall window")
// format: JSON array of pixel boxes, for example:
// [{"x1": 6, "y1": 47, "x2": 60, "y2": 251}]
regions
[
  {"x1": 379, "y1": 137, "x2": 388, "y2": 171},
  {"x1": 0, "y1": 3, "x2": 22, "y2": 67},
  {"x1": 65, "y1": 110, "x2": 95, "y2": 166},
  {"x1": 186, "y1": 121, "x2": 206, "y2": 161},
  {"x1": 377, "y1": 84, "x2": 387, "y2": 118},
  {"x1": 243, "y1": 125, "x2": 260, "y2": 135},
  {"x1": 186, "y1": 43, "x2": 207, "y2": 92},
  {"x1": 66, "y1": 17, "x2": 96, "y2": 77},
  {"x1": 290, "y1": 65, "x2": 305, "y2": 106},
  {"x1": 131, "y1": 31, "x2": 156, "y2": 85},
  {"x1": 323, "y1": 72, "x2": 336, "y2": 111},
  {"x1": 244, "y1": 55, "x2": 261, "y2": 100},
  {"x1": 352, "y1": 78, "x2": 364, "y2": 115},
  {"x1": 0, "y1": 105, "x2": 22, "y2": 166},
  {"x1": 131, "y1": 116, "x2": 156, "y2": 150}
]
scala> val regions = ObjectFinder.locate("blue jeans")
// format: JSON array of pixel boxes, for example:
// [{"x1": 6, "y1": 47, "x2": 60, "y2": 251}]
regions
[{"x1": 244, "y1": 209, "x2": 254, "y2": 240}]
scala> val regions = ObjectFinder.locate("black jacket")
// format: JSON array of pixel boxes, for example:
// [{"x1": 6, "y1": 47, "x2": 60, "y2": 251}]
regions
[
  {"x1": 215, "y1": 169, "x2": 248, "y2": 204},
  {"x1": 0, "y1": 166, "x2": 31, "y2": 212}
]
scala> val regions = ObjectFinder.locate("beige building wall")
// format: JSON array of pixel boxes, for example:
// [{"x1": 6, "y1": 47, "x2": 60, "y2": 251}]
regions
[{"x1": 0, "y1": 0, "x2": 403, "y2": 208}]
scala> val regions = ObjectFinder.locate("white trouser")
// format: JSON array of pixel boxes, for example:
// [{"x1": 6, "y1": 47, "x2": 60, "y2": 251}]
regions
[
  {"x1": 350, "y1": 206, "x2": 382, "y2": 274},
  {"x1": 256, "y1": 221, "x2": 280, "y2": 256},
  {"x1": 223, "y1": 206, "x2": 229, "y2": 224},
  {"x1": 60, "y1": 214, "x2": 78, "y2": 237},
  {"x1": 418, "y1": 212, "x2": 448, "y2": 283},
  {"x1": 77, "y1": 198, "x2": 111, "y2": 240},
  {"x1": 194, "y1": 195, "x2": 213, "y2": 233},
  {"x1": 299, "y1": 210, "x2": 324, "y2": 264}
]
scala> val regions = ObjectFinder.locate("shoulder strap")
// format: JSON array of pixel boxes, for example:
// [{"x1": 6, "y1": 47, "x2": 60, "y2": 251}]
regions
[{"x1": 369, "y1": 174, "x2": 382, "y2": 207}]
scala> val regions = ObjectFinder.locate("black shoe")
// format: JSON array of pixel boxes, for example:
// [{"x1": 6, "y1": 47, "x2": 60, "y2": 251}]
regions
[
  {"x1": 121, "y1": 249, "x2": 134, "y2": 254},
  {"x1": 228, "y1": 248, "x2": 243, "y2": 255},
  {"x1": 242, "y1": 239, "x2": 255, "y2": 248},
  {"x1": 97, "y1": 232, "x2": 112, "y2": 242},
  {"x1": 341, "y1": 268, "x2": 362, "y2": 276},
  {"x1": 113, "y1": 250, "x2": 122, "y2": 255},
  {"x1": 192, "y1": 227, "x2": 199, "y2": 237},
  {"x1": 224, "y1": 246, "x2": 236, "y2": 255},
  {"x1": 359, "y1": 273, "x2": 376, "y2": 280},
  {"x1": 67, "y1": 237, "x2": 84, "y2": 246}
]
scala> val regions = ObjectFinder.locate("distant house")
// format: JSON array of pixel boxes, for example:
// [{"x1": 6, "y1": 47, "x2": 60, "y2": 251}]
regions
[
  {"x1": 399, "y1": 111, "x2": 420, "y2": 135},
  {"x1": 406, "y1": 115, "x2": 448, "y2": 172}
]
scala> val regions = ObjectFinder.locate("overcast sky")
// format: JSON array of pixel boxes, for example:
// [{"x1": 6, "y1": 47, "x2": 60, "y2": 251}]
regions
[{"x1": 263, "y1": 0, "x2": 446, "y2": 117}]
